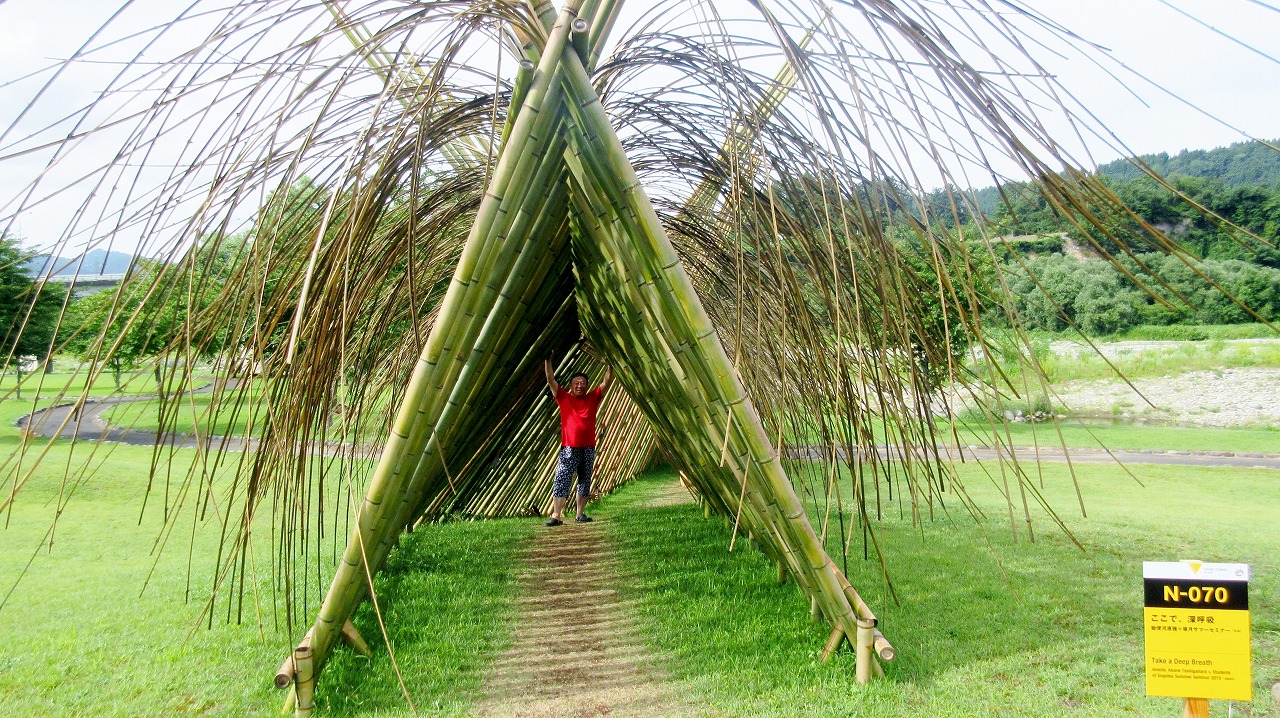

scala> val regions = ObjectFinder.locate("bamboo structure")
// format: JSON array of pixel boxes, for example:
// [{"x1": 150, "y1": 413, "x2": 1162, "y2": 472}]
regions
[
  {"x1": 269, "y1": 0, "x2": 896, "y2": 694},
  {"x1": 5, "y1": 0, "x2": 1278, "y2": 711}
]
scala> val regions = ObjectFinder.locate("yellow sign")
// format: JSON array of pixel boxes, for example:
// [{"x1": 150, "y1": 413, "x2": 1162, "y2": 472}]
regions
[{"x1": 1143, "y1": 561, "x2": 1251, "y2": 701}]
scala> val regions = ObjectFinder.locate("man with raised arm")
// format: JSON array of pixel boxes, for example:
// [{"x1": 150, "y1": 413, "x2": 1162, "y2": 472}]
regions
[{"x1": 542, "y1": 352, "x2": 614, "y2": 526}]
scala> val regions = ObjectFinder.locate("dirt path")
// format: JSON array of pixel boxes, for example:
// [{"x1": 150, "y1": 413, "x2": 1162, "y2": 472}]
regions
[{"x1": 474, "y1": 520, "x2": 691, "y2": 718}]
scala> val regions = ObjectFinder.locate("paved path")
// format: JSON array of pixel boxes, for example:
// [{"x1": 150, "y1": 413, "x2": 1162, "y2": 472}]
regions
[
  {"x1": 949, "y1": 444, "x2": 1280, "y2": 469},
  {"x1": 473, "y1": 520, "x2": 690, "y2": 718},
  {"x1": 785, "y1": 443, "x2": 1280, "y2": 470},
  {"x1": 15, "y1": 380, "x2": 251, "y2": 451},
  {"x1": 17, "y1": 391, "x2": 1279, "y2": 470}
]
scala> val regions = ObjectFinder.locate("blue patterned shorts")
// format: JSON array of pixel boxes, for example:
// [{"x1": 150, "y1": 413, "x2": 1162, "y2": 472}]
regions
[{"x1": 552, "y1": 446, "x2": 596, "y2": 499}]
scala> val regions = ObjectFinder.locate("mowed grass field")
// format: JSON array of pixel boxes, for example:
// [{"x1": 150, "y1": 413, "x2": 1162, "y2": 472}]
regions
[
  {"x1": 599, "y1": 464, "x2": 1279, "y2": 718},
  {"x1": 0, "y1": 394, "x2": 533, "y2": 717},
  {"x1": 1, "y1": 362, "x2": 1277, "y2": 716}
]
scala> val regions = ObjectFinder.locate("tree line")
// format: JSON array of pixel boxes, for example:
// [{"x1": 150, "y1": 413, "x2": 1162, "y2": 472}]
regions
[
  {"x1": 5, "y1": 143, "x2": 1278, "y2": 390},
  {"x1": 984, "y1": 141, "x2": 1280, "y2": 335}
]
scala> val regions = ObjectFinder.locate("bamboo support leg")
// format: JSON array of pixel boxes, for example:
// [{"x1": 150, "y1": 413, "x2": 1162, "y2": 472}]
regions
[
  {"x1": 855, "y1": 617, "x2": 877, "y2": 684},
  {"x1": 293, "y1": 647, "x2": 315, "y2": 718},
  {"x1": 810, "y1": 596, "x2": 824, "y2": 624},
  {"x1": 341, "y1": 620, "x2": 372, "y2": 657},
  {"x1": 820, "y1": 626, "x2": 845, "y2": 662}
]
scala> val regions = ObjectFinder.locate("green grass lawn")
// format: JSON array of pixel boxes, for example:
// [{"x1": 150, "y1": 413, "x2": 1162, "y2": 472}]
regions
[
  {"x1": 0, "y1": 367, "x2": 186, "y2": 400},
  {"x1": 102, "y1": 390, "x2": 268, "y2": 437},
  {"x1": 596, "y1": 466, "x2": 1279, "y2": 717},
  {"x1": 2, "y1": 441, "x2": 1276, "y2": 716},
  {"x1": 0, "y1": 432, "x2": 534, "y2": 716},
  {"x1": 99, "y1": 383, "x2": 390, "y2": 442}
]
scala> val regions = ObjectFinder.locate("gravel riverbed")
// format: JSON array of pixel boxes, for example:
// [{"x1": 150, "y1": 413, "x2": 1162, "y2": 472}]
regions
[
  {"x1": 1034, "y1": 339, "x2": 1280, "y2": 428},
  {"x1": 1050, "y1": 367, "x2": 1280, "y2": 428}
]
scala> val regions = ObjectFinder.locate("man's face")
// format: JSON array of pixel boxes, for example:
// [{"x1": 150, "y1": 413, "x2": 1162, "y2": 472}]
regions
[{"x1": 569, "y1": 376, "x2": 589, "y2": 397}]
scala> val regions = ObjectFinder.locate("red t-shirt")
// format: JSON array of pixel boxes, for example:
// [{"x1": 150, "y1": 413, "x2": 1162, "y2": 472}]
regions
[{"x1": 555, "y1": 386, "x2": 603, "y2": 448}]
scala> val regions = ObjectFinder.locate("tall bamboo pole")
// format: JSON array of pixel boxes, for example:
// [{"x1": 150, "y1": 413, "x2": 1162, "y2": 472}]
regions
[
  {"x1": 297, "y1": 0, "x2": 595, "y2": 684},
  {"x1": 555, "y1": 41, "x2": 866, "y2": 637}
]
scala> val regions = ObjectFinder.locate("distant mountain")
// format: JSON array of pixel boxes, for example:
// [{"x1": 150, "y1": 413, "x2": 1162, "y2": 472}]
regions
[
  {"x1": 1095, "y1": 139, "x2": 1280, "y2": 188},
  {"x1": 25, "y1": 248, "x2": 134, "y2": 277}
]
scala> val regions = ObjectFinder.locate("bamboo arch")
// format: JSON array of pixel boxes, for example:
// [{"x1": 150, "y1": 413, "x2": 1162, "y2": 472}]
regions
[
  {"x1": 278, "y1": 0, "x2": 891, "y2": 703},
  {"x1": 4, "y1": 1, "x2": 1275, "y2": 714}
]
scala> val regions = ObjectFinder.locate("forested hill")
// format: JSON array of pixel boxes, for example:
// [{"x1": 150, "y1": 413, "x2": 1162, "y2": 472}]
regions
[
  {"x1": 977, "y1": 138, "x2": 1280, "y2": 335},
  {"x1": 1094, "y1": 139, "x2": 1280, "y2": 188},
  {"x1": 971, "y1": 139, "x2": 1280, "y2": 216}
]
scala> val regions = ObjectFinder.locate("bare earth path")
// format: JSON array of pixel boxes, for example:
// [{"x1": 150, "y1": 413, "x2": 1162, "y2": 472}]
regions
[{"x1": 474, "y1": 519, "x2": 694, "y2": 718}]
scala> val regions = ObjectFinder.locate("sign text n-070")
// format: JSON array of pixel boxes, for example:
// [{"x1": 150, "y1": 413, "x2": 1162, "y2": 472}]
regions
[{"x1": 1143, "y1": 561, "x2": 1251, "y2": 701}]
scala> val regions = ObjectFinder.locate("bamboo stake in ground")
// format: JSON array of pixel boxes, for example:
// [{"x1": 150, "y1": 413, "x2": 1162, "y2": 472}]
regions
[
  {"x1": 854, "y1": 617, "x2": 877, "y2": 684},
  {"x1": 293, "y1": 646, "x2": 314, "y2": 718},
  {"x1": 341, "y1": 620, "x2": 372, "y2": 657}
]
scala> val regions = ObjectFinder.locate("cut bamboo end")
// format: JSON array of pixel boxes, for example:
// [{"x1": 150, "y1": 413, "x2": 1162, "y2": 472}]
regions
[
  {"x1": 874, "y1": 631, "x2": 896, "y2": 662},
  {"x1": 275, "y1": 629, "x2": 315, "y2": 688},
  {"x1": 293, "y1": 646, "x2": 315, "y2": 718},
  {"x1": 274, "y1": 661, "x2": 294, "y2": 690},
  {"x1": 570, "y1": 18, "x2": 590, "y2": 61}
]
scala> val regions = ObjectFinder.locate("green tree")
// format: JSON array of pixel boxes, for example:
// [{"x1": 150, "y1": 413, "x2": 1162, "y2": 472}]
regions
[
  {"x1": 1, "y1": 235, "x2": 66, "y2": 397},
  {"x1": 65, "y1": 237, "x2": 241, "y2": 392}
]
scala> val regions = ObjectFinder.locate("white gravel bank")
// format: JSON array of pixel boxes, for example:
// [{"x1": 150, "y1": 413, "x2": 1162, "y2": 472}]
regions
[{"x1": 1051, "y1": 367, "x2": 1280, "y2": 428}]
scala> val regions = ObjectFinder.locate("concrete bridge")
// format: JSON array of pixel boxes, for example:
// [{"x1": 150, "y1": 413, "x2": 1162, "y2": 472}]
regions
[{"x1": 39, "y1": 273, "x2": 127, "y2": 297}]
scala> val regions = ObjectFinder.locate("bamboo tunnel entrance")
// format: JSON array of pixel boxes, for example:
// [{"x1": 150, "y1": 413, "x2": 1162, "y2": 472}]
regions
[{"x1": 279, "y1": 0, "x2": 892, "y2": 707}]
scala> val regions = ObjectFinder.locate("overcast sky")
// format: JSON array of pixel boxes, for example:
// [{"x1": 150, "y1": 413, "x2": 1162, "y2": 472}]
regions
[{"x1": 2, "y1": 0, "x2": 1278, "y2": 253}]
